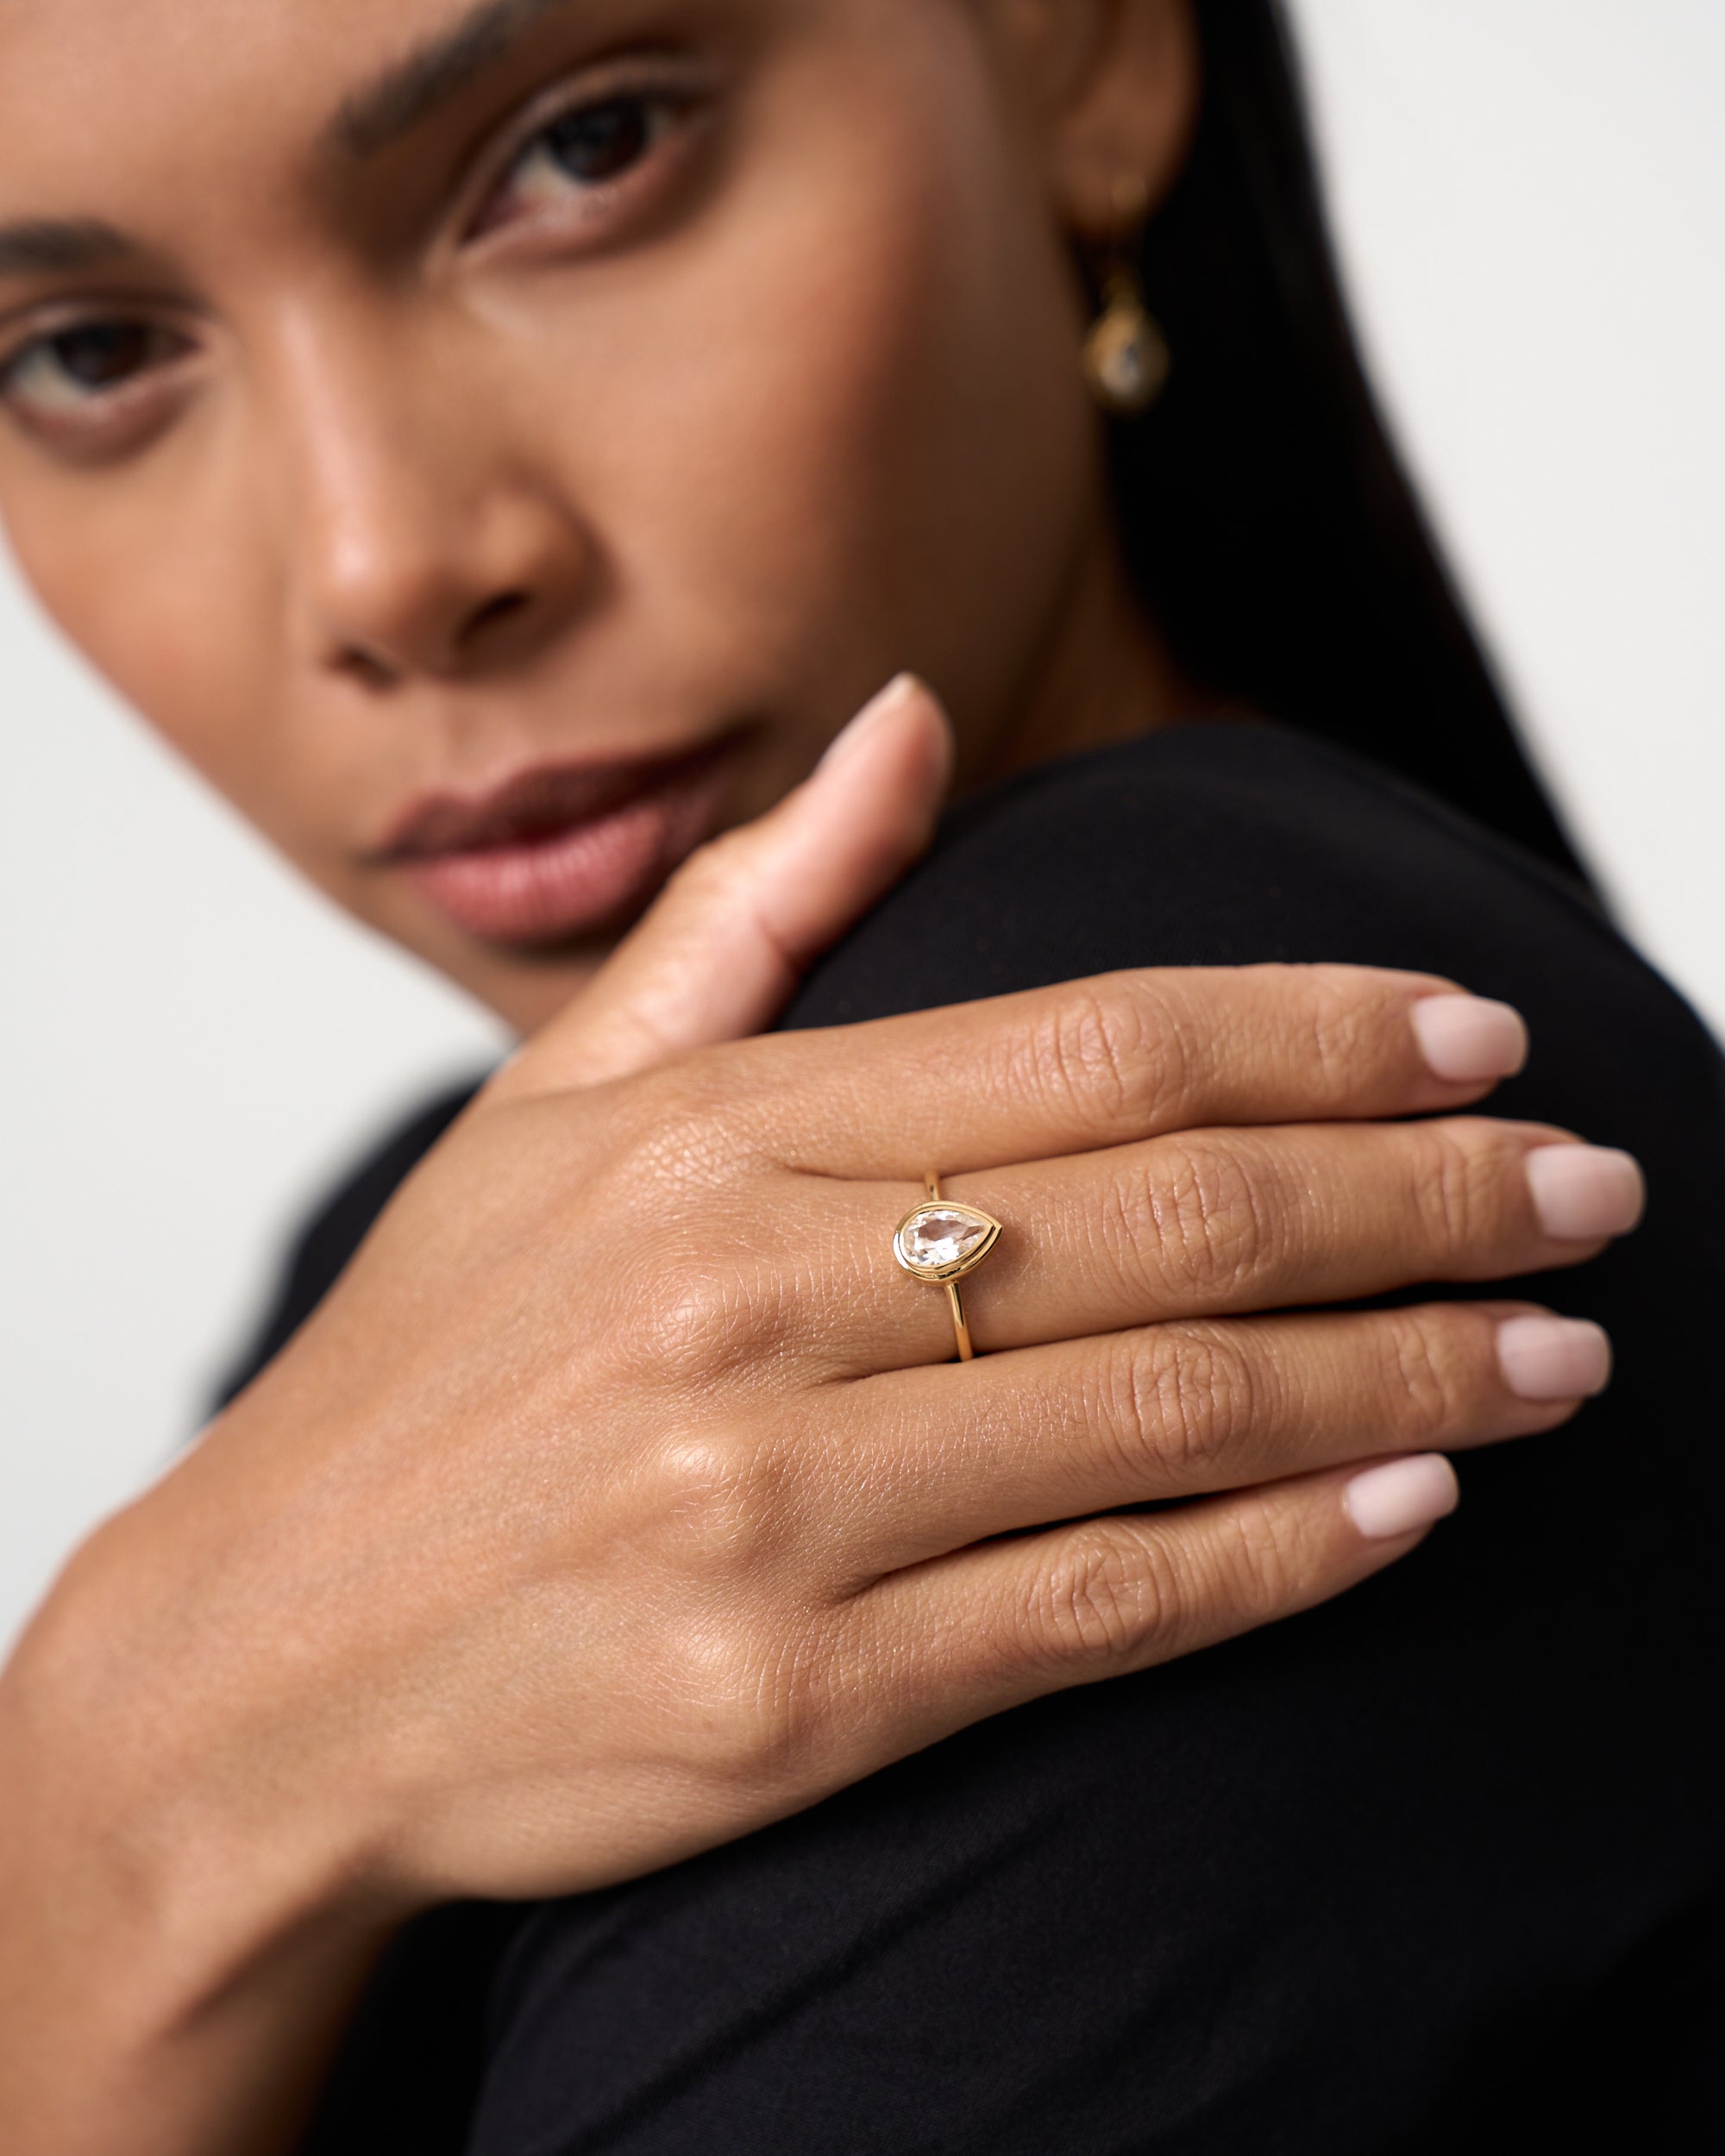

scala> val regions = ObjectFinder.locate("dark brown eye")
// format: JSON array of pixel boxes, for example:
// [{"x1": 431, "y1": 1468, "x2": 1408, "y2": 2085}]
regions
[
  {"x1": 1, "y1": 317, "x2": 193, "y2": 436},
  {"x1": 467, "y1": 80, "x2": 689, "y2": 245},
  {"x1": 44, "y1": 322, "x2": 161, "y2": 388},
  {"x1": 542, "y1": 97, "x2": 651, "y2": 185}
]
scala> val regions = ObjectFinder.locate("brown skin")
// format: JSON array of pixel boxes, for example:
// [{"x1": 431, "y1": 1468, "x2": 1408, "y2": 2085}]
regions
[
  {"x1": 1, "y1": 945, "x2": 1615, "y2": 2156},
  {"x1": 0, "y1": 0, "x2": 1202, "y2": 1031},
  {"x1": 0, "y1": 3, "x2": 1644, "y2": 2153}
]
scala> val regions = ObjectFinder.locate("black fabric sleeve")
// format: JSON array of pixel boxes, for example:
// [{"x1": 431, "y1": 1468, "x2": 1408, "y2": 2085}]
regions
[
  {"x1": 441, "y1": 724, "x2": 1725, "y2": 2154},
  {"x1": 215, "y1": 1081, "x2": 480, "y2": 1411}
]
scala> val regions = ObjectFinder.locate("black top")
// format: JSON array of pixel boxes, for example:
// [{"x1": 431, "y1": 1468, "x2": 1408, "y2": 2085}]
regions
[{"x1": 249, "y1": 723, "x2": 1724, "y2": 2155}]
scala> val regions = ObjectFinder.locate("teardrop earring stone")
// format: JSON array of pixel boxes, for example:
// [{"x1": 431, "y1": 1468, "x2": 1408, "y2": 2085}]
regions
[{"x1": 1083, "y1": 281, "x2": 1171, "y2": 417}]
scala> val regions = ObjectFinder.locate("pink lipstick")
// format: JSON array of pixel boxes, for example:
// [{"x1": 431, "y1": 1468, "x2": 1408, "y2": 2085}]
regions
[{"x1": 384, "y1": 736, "x2": 739, "y2": 946}]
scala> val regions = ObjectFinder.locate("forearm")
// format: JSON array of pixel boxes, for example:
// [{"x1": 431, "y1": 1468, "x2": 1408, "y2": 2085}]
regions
[
  {"x1": 0, "y1": 1536, "x2": 402, "y2": 2156},
  {"x1": 0, "y1": 1882, "x2": 389, "y2": 2156}
]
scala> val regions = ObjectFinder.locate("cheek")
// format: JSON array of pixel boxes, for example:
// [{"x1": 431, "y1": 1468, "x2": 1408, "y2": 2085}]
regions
[
  {"x1": 0, "y1": 10, "x2": 1097, "y2": 913},
  {"x1": 511, "y1": 25, "x2": 1097, "y2": 743},
  {"x1": 699, "y1": 67, "x2": 1096, "y2": 717},
  {"x1": 4, "y1": 467, "x2": 348, "y2": 867}
]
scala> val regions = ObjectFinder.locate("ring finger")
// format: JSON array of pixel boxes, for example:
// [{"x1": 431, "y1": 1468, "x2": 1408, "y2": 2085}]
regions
[
  {"x1": 800, "y1": 1118, "x2": 1644, "y2": 1371},
  {"x1": 818, "y1": 1299, "x2": 1609, "y2": 1574}
]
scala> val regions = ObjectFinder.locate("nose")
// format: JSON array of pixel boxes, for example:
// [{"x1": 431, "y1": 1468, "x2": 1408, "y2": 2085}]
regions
[{"x1": 268, "y1": 310, "x2": 596, "y2": 687}]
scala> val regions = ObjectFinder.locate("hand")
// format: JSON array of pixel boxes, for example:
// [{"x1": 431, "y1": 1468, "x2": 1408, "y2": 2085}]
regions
[
  {"x1": 299, "y1": 962, "x2": 1628, "y2": 1902},
  {"x1": 0, "y1": 682, "x2": 1643, "y2": 2156}
]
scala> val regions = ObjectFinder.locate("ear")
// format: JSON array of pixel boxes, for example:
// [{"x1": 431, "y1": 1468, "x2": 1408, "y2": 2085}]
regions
[{"x1": 983, "y1": 0, "x2": 1201, "y2": 240}]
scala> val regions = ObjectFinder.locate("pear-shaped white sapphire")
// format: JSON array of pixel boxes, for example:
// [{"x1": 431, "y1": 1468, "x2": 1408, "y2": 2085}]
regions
[
  {"x1": 896, "y1": 1206, "x2": 995, "y2": 1275},
  {"x1": 906, "y1": 1209, "x2": 988, "y2": 1267}
]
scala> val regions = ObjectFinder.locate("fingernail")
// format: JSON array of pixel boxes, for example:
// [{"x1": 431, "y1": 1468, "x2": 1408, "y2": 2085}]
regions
[
  {"x1": 817, "y1": 674, "x2": 920, "y2": 772},
  {"x1": 1412, "y1": 996, "x2": 1528, "y2": 1083},
  {"x1": 1344, "y1": 1455, "x2": 1460, "y2": 1540},
  {"x1": 1526, "y1": 1145, "x2": 1646, "y2": 1240},
  {"x1": 1497, "y1": 1314, "x2": 1613, "y2": 1401}
]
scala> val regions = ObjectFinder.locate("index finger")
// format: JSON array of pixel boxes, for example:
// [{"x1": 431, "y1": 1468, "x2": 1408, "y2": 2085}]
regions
[{"x1": 718, "y1": 965, "x2": 1528, "y2": 1175}]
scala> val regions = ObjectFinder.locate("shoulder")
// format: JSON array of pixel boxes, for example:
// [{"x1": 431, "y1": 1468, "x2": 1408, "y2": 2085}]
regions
[
  {"x1": 784, "y1": 718, "x2": 1725, "y2": 1188},
  {"x1": 787, "y1": 717, "x2": 1644, "y2": 1013},
  {"x1": 457, "y1": 728, "x2": 1725, "y2": 2153}
]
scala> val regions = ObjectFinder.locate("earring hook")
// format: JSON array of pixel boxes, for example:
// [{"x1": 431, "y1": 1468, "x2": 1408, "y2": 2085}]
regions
[{"x1": 1082, "y1": 172, "x2": 1170, "y2": 417}]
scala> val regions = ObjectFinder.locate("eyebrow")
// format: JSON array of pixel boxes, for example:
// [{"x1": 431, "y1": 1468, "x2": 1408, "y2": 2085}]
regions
[
  {"x1": 0, "y1": 218, "x2": 134, "y2": 279},
  {"x1": 0, "y1": 0, "x2": 584, "y2": 278},
  {"x1": 329, "y1": 0, "x2": 586, "y2": 160}
]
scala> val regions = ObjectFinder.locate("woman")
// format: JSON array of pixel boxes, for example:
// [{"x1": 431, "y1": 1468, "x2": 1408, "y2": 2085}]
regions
[{"x1": 0, "y1": 1, "x2": 1716, "y2": 2151}]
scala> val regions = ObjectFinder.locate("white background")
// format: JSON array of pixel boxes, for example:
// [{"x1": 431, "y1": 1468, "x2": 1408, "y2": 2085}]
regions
[{"x1": 3, "y1": 0, "x2": 1722, "y2": 1648}]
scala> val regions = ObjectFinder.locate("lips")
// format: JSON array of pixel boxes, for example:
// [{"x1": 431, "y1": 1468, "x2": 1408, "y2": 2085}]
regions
[{"x1": 384, "y1": 737, "x2": 739, "y2": 947}]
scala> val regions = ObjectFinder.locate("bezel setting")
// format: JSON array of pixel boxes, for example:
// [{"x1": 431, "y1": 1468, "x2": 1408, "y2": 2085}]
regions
[{"x1": 892, "y1": 1201, "x2": 1004, "y2": 1285}]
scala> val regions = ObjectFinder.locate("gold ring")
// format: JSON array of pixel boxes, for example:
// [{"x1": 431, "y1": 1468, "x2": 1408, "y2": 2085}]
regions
[{"x1": 893, "y1": 1173, "x2": 1004, "y2": 1363}]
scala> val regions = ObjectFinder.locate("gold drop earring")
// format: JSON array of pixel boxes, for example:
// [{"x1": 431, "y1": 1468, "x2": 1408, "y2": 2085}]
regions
[{"x1": 1082, "y1": 178, "x2": 1171, "y2": 418}]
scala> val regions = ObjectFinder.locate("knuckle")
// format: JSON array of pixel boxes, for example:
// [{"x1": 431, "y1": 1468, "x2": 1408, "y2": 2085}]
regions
[
  {"x1": 1410, "y1": 1119, "x2": 1503, "y2": 1257},
  {"x1": 1022, "y1": 982, "x2": 1147, "y2": 1126},
  {"x1": 1020, "y1": 1520, "x2": 1176, "y2": 1670},
  {"x1": 1160, "y1": 1329, "x2": 1261, "y2": 1480},
  {"x1": 652, "y1": 1430, "x2": 798, "y2": 1576},
  {"x1": 643, "y1": 1436, "x2": 845, "y2": 1795},
  {"x1": 1118, "y1": 975, "x2": 1200, "y2": 1125},
  {"x1": 632, "y1": 1250, "x2": 766, "y2": 1383},
  {"x1": 618, "y1": 1063, "x2": 746, "y2": 1185},
  {"x1": 1019, "y1": 1489, "x2": 1335, "y2": 1680},
  {"x1": 1126, "y1": 1138, "x2": 1272, "y2": 1298},
  {"x1": 597, "y1": 1162, "x2": 794, "y2": 1392},
  {"x1": 1297, "y1": 967, "x2": 1382, "y2": 1095},
  {"x1": 580, "y1": 1087, "x2": 712, "y2": 1216},
  {"x1": 670, "y1": 1619, "x2": 831, "y2": 1794},
  {"x1": 1214, "y1": 1489, "x2": 1319, "y2": 1612},
  {"x1": 1097, "y1": 1330, "x2": 1259, "y2": 1489},
  {"x1": 1378, "y1": 1307, "x2": 1469, "y2": 1445}
]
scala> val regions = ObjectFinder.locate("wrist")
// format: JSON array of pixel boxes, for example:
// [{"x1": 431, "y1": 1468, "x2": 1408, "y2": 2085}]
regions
[{"x1": 0, "y1": 1503, "x2": 415, "y2": 2155}]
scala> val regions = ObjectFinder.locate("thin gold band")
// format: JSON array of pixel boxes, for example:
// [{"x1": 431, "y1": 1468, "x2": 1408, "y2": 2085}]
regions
[{"x1": 925, "y1": 1172, "x2": 976, "y2": 1363}]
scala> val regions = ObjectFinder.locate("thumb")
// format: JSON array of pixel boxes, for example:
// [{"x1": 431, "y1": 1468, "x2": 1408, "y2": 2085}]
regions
[{"x1": 498, "y1": 674, "x2": 955, "y2": 1096}]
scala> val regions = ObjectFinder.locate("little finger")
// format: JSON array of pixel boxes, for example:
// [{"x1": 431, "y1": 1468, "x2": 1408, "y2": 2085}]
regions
[{"x1": 858, "y1": 1459, "x2": 1460, "y2": 1746}]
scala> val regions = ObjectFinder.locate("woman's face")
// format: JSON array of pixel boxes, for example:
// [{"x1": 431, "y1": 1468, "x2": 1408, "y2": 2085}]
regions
[{"x1": 0, "y1": 0, "x2": 1193, "y2": 1030}]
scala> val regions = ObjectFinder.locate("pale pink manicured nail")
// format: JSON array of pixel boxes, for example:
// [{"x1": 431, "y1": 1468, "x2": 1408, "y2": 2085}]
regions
[
  {"x1": 817, "y1": 674, "x2": 920, "y2": 771},
  {"x1": 1411, "y1": 996, "x2": 1529, "y2": 1083},
  {"x1": 1526, "y1": 1146, "x2": 1647, "y2": 1240},
  {"x1": 1496, "y1": 1315, "x2": 1613, "y2": 1401},
  {"x1": 1344, "y1": 1456, "x2": 1460, "y2": 1541}
]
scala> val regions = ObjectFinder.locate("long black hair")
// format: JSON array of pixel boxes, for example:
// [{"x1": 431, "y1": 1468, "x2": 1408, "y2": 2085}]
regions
[{"x1": 1118, "y1": 0, "x2": 1590, "y2": 886}]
